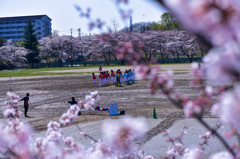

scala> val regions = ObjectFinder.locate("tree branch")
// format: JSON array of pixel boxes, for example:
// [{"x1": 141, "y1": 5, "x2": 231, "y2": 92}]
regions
[{"x1": 166, "y1": 95, "x2": 236, "y2": 156}]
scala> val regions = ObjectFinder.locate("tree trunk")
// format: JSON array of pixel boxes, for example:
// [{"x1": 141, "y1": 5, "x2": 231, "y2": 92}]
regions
[
  {"x1": 58, "y1": 60, "x2": 62, "y2": 67},
  {"x1": 190, "y1": 54, "x2": 194, "y2": 63},
  {"x1": 83, "y1": 59, "x2": 87, "y2": 67},
  {"x1": 113, "y1": 54, "x2": 120, "y2": 65},
  {"x1": 103, "y1": 54, "x2": 110, "y2": 66},
  {"x1": 160, "y1": 53, "x2": 165, "y2": 64},
  {"x1": 108, "y1": 52, "x2": 111, "y2": 66},
  {"x1": 121, "y1": 59, "x2": 125, "y2": 65}
]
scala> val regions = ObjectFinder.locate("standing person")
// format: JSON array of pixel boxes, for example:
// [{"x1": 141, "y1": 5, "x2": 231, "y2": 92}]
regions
[
  {"x1": 115, "y1": 70, "x2": 120, "y2": 87},
  {"x1": 21, "y1": 93, "x2": 30, "y2": 117},
  {"x1": 99, "y1": 64, "x2": 102, "y2": 72},
  {"x1": 132, "y1": 69, "x2": 135, "y2": 83},
  {"x1": 99, "y1": 72, "x2": 103, "y2": 86},
  {"x1": 119, "y1": 70, "x2": 123, "y2": 86},
  {"x1": 124, "y1": 70, "x2": 128, "y2": 85},
  {"x1": 92, "y1": 73, "x2": 98, "y2": 87},
  {"x1": 111, "y1": 70, "x2": 115, "y2": 84},
  {"x1": 68, "y1": 97, "x2": 78, "y2": 105},
  {"x1": 106, "y1": 71, "x2": 110, "y2": 85},
  {"x1": 103, "y1": 71, "x2": 107, "y2": 86},
  {"x1": 128, "y1": 69, "x2": 132, "y2": 84}
]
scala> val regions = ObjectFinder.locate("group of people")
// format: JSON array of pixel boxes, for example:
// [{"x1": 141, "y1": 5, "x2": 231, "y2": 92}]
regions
[
  {"x1": 19, "y1": 66, "x2": 135, "y2": 118},
  {"x1": 92, "y1": 69, "x2": 135, "y2": 87}
]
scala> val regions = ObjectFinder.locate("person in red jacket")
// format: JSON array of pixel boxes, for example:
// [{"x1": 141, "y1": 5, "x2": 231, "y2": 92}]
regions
[
  {"x1": 103, "y1": 71, "x2": 107, "y2": 86},
  {"x1": 106, "y1": 71, "x2": 110, "y2": 85},
  {"x1": 111, "y1": 70, "x2": 115, "y2": 84},
  {"x1": 99, "y1": 72, "x2": 103, "y2": 86},
  {"x1": 92, "y1": 73, "x2": 98, "y2": 87}
]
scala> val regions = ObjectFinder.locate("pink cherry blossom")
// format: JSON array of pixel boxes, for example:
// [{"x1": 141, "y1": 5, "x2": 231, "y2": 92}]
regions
[
  {"x1": 203, "y1": 42, "x2": 240, "y2": 85},
  {"x1": 165, "y1": 0, "x2": 240, "y2": 45},
  {"x1": 210, "y1": 151, "x2": 234, "y2": 159},
  {"x1": 102, "y1": 116, "x2": 146, "y2": 154},
  {"x1": 182, "y1": 148, "x2": 202, "y2": 159},
  {"x1": 211, "y1": 86, "x2": 240, "y2": 132}
]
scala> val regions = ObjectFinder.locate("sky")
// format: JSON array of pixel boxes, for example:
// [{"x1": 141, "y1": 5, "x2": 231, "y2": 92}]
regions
[{"x1": 0, "y1": 0, "x2": 166, "y2": 37}]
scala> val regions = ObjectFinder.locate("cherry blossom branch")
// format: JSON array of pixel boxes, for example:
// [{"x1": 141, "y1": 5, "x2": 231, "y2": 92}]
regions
[
  {"x1": 195, "y1": 115, "x2": 235, "y2": 156},
  {"x1": 165, "y1": 94, "x2": 236, "y2": 156},
  {"x1": 76, "y1": 124, "x2": 98, "y2": 143},
  {"x1": 199, "y1": 122, "x2": 221, "y2": 150},
  {"x1": 163, "y1": 127, "x2": 187, "y2": 157}
]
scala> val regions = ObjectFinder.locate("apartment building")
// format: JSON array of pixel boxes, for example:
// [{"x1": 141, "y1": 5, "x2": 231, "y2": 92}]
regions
[{"x1": 0, "y1": 15, "x2": 52, "y2": 41}]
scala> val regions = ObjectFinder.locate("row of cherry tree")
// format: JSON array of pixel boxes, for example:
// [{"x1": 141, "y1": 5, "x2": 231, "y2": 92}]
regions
[
  {"x1": 38, "y1": 30, "x2": 206, "y2": 67},
  {"x1": 0, "y1": 30, "x2": 206, "y2": 69}
]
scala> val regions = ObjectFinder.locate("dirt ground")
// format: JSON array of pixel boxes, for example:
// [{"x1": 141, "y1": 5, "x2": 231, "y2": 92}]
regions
[{"x1": 0, "y1": 64, "x2": 205, "y2": 133}]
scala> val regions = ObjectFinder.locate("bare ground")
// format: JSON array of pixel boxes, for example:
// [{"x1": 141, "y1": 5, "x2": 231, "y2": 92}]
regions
[{"x1": 0, "y1": 64, "x2": 214, "y2": 145}]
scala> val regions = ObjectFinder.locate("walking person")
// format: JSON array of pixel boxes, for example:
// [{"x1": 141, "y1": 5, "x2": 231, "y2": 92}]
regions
[{"x1": 21, "y1": 93, "x2": 30, "y2": 117}]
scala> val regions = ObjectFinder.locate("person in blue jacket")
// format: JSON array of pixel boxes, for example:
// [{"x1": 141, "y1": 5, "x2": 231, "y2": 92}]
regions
[{"x1": 124, "y1": 70, "x2": 129, "y2": 85}]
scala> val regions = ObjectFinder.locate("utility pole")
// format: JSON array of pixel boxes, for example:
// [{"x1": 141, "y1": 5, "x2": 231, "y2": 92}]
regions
[
  {"x1": 77, "y1": 28, "x2": 81, "y2": 37},
  {"x1": 70, "y1": 28, "x2": 73, "y2": 37}
]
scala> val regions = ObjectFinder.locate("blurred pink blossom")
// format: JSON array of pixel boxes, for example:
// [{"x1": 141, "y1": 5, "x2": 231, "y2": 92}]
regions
[
  {"x1": 211, "y1": 86, "x2": 240, "y2": 132},
  {"x1": 165, "y1": 0, "x2": 240, "y2": 45},
  {"x1": 182, "y1": 148, "x2": 202, "y2": 159},
  {"x1": 102, "y1": 116, "x2": 146, "y2": 154},
  {"x1": 210, "y1": 151, "x2": 234, "y2": 159},
  {"x1": 203, "y1": 43, "x2": 240, "y2": 85}
]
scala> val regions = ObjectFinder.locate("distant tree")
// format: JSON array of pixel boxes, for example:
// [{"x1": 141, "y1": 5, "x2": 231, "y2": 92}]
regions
[
  {"x1": 51, "y1": 30, "x2": 59, "y2": 37},
  {"x1": 80, "y1": 37, "x2": 98, "y2": 66},
  {"x1": 110, "y1": 18, "x2": 120, "y2": 33},
  {"x1": 0, "y1": 40, "x2": 28, "y2": 69},
  {"x1": 14, "y1": 40, "x2": 24, "y2": 47},
  {"x1": 0, "y1": 36, "x2": 5, "y2": 47},
  {"x1": 177, "y1": 31, "x2": 199, "y2": 62},
  {"x1": 195, "y1": 37, "x2": 210, "y2": 58},
  {"x1": 23, "y1": 19, "x2": 39, "y2": 68},
  {"x1": 50, "y1": 36, "x2": 69, "y2": 67},
  {"x1": 121, "y1": 22, "x2": 151, "y2": 33},
  {"x1": 38, "y1": 37, "x2": 55, "y2": 68},
  {"x1": 150, "y1": 22, "x2": 165, "y2": 31},
  {"x1": 64, "y1": 36, "x2": 77, "y2": 67},
  {"x1": 160, "y1": 12, "x2": 181, "y2": 30}
]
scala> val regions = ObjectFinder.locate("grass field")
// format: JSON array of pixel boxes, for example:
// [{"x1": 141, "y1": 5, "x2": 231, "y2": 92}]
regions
[
  {"x1": 0, "y1": 69, "x2": 95, "y2": 77},
  {"x1": 0, "y1": 66, "x2": 107, "y2": 77},
  {"x1": 0, "y1": 63, "x2": 192, "y2": 77}
]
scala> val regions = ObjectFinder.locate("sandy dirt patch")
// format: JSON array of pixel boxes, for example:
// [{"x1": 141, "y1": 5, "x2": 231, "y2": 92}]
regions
[{"x1": 0, "y1": 66, "x2": 204, "y2": 133}]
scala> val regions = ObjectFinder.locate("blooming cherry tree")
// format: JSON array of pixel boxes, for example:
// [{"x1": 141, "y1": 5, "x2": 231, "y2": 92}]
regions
[{"x1": 0, "y1": 40, "x2": 28, "y2": 68}]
